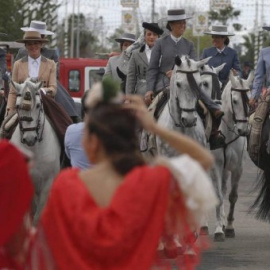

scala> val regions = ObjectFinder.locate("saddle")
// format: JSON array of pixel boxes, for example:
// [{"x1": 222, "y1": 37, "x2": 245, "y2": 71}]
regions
[{"x1": 248, "y1": 92, "x2": 270, "y2": 163}]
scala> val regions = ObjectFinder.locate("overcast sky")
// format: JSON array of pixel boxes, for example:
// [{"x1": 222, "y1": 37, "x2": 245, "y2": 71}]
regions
[{"x1": 59, "y1": 0, "x2": 270, "y2": 35}]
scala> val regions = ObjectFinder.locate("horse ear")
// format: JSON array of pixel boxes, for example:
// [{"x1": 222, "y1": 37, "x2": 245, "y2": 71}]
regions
[
  {"x1": 10, "y1": 80, "x2": 21, "y2": 94},
  {"x1": 197, "y1": 56, "x2": 212, "y2": 68},
  {"x1": 229, "y1": 70, "x2": 237, "y2": 85},
  {"x1": 37, "y1": 81, "x2": 43, "y2": 91},
  {"x1": 175, "y1": 55, "x2": 182, "y2": 66},
  {"x1": 246, "y1": 70, "x2": 254, "y2": 86},
  {"x1": 215, "y1": 63, "x2": 226, "y2": 74}
]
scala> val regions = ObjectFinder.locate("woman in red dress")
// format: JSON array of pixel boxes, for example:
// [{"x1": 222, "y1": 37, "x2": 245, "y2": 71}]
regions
[
  {"x1": 0, "y1": 78, "x2": 217, "y2": 269},
  {"x1": 40, "y1": 78, "x2": 216, "y2": 270}
]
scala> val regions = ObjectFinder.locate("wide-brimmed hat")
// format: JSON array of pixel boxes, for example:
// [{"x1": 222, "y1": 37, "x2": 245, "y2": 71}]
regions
[
  {"x1": 167, "y1": 9, "x2": 192, "y2": 22},
  {"x1": 16, "y1": 31, "x2": 49, "y2": 43},
  {"x1": 21, "y1": 20, "x2": 54, "y2": 36},
  {"x1": 0, "y1": 140, "x2": 34, "y2": 246},
  {"x1": 142, "y1": 22, "x2": 164, "y2": 35},
  {"x1": 263, "y1": 26, "x2": 270, "y2": 31},
  {"x1": 166, "y1": 9, "x2": 192, "y2": 31},
  {"x1": 204, "y1": 25, "x2": 234, "y2": 36},
  {"x1": 115, "y1": 33, "x2": 136, "y2": 43}
]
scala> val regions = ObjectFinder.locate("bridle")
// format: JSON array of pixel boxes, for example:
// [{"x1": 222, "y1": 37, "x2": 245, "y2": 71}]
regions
[
  {"x1": 16, "y1": 91, "x2": 45, "y2": 144},
  {"x1": 201, "y1": 71, "x2": 222, "y2": 101},
  {"x1": 168, "y1": 69, "x2": 200, "y2": 128},
  {"x1": 230, "y1": 87, "x2": 250, "y2": 124}
]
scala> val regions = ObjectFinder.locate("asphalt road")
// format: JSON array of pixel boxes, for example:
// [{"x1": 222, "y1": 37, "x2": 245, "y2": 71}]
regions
[{"x1": 197, "y1": 152, "x2": 270, "y2": 270}]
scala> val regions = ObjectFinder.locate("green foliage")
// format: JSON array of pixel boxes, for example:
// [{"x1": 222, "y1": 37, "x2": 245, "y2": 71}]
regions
[
  {"x1": 240, "y1": 31, "x2": 270, "y2": 66},
  {"x1": 102, "y1": 76, "x2": 120, "y2": 102},
  {"x1": 183, "y1": 28, "x2": 212, "y2": 57},
  {"x1": 0, "y1": 0, "x2": 24, "y2": 41},
  {"x1": 209, "y1": 5, "x2": 241, "y2": 25}
]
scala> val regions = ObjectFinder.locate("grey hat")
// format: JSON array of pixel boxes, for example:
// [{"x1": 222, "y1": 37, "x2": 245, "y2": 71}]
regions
[
  {"x1": 263, "y1": 26, "x2": 270, "y2": 31},
  {"x1": 21, "y1": 20, "x2": 54, "y2": 36},
  {"x1": 167, "y1": 9, "x2": 192, "y2": 22},
  {"x1": 204, "y1": 25, "x2": 234, "y2": 36},
  {"x1": 115, "y1": 33, "x2": 136, "y2": 43}
]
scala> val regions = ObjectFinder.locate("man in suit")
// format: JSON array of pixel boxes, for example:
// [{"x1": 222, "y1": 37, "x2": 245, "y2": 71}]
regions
[
  {"x1": 250, "y1": 26, "x2": 270, "y2": 107},
  {"x1": 15, "y1": 20, "x2": 80, "y2": 122},
  {"x1": 126, "y1": 22, "x2": 163, "y2": 96},
  {"x1": 104, "y1": 33, "x2": 136, "y2": 82}
]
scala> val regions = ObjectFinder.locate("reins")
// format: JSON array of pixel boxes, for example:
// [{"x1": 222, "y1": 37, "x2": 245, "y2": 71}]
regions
[
  {"x1": 168, "y1": 69, "x2": 200, "y2": 128},
  {"x1": 201, "y1": 71, "x2": 222, "y2": 100}
]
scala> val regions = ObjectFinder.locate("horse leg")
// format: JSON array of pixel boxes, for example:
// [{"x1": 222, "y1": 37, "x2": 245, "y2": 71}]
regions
[
  {"x1": 225, "y1": 168, "x2": 242, "y2": 238},
  {"x1": 33, "y1": 175, "x2": 55, "y2": 225},
  {"x1": 221, "y1": 170, "x2": 230, "y2": 231}
]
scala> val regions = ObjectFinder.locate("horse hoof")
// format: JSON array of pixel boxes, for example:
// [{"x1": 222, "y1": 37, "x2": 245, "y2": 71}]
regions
[
  {"x1": 200, "y1": 226, "x2": 209, "y2": 235},
  {"x1": 225, "y1": 228, "x2": 235, "y2": 238},
  {"x1": 214, "y1": 232, "x2": 225, "y2": 242}
]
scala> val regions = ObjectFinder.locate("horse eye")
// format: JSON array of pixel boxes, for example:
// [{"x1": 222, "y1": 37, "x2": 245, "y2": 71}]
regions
[
  {"x1": 203, "y1": 81, "x2": 208, "y2": 87},
  {"x1": 176, "y1": 82, "x2": 181, "y2": 88},
  {"x1": 36, "y1": 103, "x2": 40, "y2": 108},
  {"x1": 233, "y1": 99, "x2": 237, "y2": 104}
]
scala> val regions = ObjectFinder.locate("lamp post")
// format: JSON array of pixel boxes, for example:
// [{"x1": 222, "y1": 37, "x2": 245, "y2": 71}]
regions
[
  {"x1": 70, "y1": 0, "x2": 75, "y2": 58},
  {"x1": 76, "y1": 0, "x2": 81, "y2": 58}
]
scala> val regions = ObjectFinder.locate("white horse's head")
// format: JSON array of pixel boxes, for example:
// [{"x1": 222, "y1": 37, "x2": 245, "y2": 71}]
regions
[
  {"x1": 11, "y1": 78, "x2": 43, "y2": 146},
  {"x1": 170, "y1": 55, "x2": 211, "y2": 127},
  {"x1": 200, "y1": 63, "x2": 226, "y2": 102},
  {"x1": 223, "y1": 70, "x2": 254, "y2": 136}
]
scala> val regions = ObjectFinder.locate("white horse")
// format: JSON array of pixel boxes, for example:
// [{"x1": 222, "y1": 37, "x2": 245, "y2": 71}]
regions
[
  {"x1": 10, "y1": 79, "x2": 61, "y2": 223},
  {"x1": 156, "y1": 55, "x2": 211, "y2": 156},
  {"x1": 200, "y1": 68, "x2": 254, "y2": 241}
]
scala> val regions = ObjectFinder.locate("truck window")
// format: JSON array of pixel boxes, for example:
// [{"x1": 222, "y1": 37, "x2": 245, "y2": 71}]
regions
[
  {"x1": 88, "y1": 69, "x2": 104, "y2": 89},
  {"x1": 69, "y1": 70, "x2": 80, "y2": 92}
]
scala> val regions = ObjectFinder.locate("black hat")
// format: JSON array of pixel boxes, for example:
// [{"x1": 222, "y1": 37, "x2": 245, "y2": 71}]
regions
[
  {"x1": 142, "y1": 22, "x2": 164, "y2": 35},
  {"x1": 115, "y1": 33, "x2": 136, "y2": 43},
  {"x1": 263, "y1": 26, "x2": 270, "y2": 31}
]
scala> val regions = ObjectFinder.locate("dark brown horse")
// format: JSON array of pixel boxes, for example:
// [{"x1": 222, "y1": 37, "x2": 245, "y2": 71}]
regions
[{"x1": 249, "y1": 113, "x2": 270, "y2": 223}]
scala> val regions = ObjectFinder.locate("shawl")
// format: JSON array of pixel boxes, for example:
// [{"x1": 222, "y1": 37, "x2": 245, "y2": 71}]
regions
[{"x1": 41, "y1": 166, "x2": 171, "y2": 270}]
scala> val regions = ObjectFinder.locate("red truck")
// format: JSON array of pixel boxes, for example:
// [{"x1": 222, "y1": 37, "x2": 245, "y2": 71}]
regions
[{"x1": 59, "y1": 58, "x2": 108, "y2": 102}]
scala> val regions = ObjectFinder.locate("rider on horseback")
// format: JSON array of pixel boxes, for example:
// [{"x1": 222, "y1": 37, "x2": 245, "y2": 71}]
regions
[{"x1": 146, "y1": 9, "x2": 225, "y2": 150}]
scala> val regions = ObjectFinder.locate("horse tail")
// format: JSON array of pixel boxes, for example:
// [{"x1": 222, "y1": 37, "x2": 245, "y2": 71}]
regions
[{"x1": 251, "y1": 166, "x2": 270, "y2": 222}]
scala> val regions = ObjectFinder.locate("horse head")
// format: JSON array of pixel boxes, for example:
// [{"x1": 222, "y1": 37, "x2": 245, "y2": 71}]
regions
[
  {"x1": 170, "y1": 55, "x2": 211, "y2": 128},
  {"x1": 11, "y1": 78, "x2": 44, "y2": 146},
  {"x1": 222, "y1": 70, "x2": 254, "y2": 136},
  {"x1": 200, "y1": 63, "x2": 226, "y2": 102}
]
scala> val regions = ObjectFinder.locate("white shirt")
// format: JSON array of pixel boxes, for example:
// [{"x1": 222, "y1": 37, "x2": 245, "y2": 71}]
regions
[
  {"x1": 170, "y1": 34, "x2": 182, "y2": 44},
  {"x1": 145, "y1": 44, "x2": 152, "y2": 63},
  {"x1": 28, "y1": 55, "x2": 41, "y2": 78},
  {"x1": 216, "y1": 47, "x2": 226, "y2": 54}
]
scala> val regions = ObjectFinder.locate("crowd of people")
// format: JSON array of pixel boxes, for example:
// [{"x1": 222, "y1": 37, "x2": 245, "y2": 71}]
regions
[{"x1": 0, "y1": 5, "x2": 269, "y2": 270}]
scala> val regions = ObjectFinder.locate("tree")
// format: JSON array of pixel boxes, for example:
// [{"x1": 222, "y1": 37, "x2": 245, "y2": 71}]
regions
[
  {"x1": 183, "y1": 28, "x2": 212, "y2": 57},
  {"x1": 208, "y1": 5, "x2": 241, "y2": 31},
  {"x1": 0, "y1": 0, "x2": 25, "y2": 41}
]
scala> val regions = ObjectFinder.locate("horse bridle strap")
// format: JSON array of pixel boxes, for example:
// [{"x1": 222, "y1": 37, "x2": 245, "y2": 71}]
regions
[
  {"x1": 201, "y1": 71, "x2": 222, "y2": 100},
  {"x1": 17, "y1": 95, "x2": 45, "y2": 143},
  {"x1": 230, "y1": 87, "x2": 249, "y2": 123}
]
